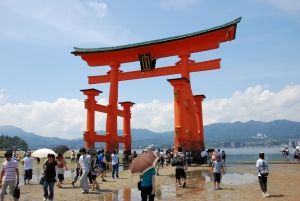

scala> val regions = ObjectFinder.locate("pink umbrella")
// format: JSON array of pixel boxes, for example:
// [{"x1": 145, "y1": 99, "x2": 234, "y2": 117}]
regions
[{"x1": 129, "y1": 152, "x2": 159, "y2": 176}]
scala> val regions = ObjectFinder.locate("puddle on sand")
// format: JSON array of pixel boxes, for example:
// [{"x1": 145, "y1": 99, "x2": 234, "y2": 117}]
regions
[
  {"x1": 94, "y1": 169, "x2": 257, "y2": 200},
  {"x1": 221, "y1": 173, "x2": 257, "y2": 185},
  {"x1": 99, "y1": 185, "x2": 177, "y2": 201}
]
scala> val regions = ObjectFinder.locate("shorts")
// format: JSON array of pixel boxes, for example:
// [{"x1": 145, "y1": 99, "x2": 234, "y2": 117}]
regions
[
  {"x1": 213, "y1": 173, "x2": 221, "y2": 183},
  {"x1": 101, "y1": 164, "x2": 107, "y2": 171},
  {"x1": 58, "y1": 174, "x2": 64, "y2": 182},
  {"x1": 24, "y1": 169, "x2": 33, "y2": 180},
  {"x1": 294, "y1": 155, "x2": 300, "y2": 159},
  {"x1": 92, "y1": 174, "x2": 96, "y2": 181},
  {"x1": 175, "y1": 168, "x2": 186, "y2": 180}
]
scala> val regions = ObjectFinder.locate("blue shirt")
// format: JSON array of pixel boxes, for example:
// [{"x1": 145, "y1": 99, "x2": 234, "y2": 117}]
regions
[
  {"x1": 141, "y1": 168, "x2": 156, "y2": 187},
  {"x1": 98, "y1": 154, "x2": 104, "y2": 167}
]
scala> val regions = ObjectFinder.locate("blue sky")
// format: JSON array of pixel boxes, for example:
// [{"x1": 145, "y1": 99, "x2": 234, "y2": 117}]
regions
[{"x1": 0, "y1": 0, "x2": 300, "y2": 139}]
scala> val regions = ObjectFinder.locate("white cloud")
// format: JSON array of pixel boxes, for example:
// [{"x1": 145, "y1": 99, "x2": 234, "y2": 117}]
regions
[
  {"x1": 0, "y1": 85, "x2": 299, "y2": 139},
  {"x1": 131, "y1": 100, "x2": 174, "y2": 131},
  {"x1": 203, "y1": 84, "x2": 300, "y2": 125},
  {"x1": 89, "y1": 1, "x2": 107, "y2": 18}
]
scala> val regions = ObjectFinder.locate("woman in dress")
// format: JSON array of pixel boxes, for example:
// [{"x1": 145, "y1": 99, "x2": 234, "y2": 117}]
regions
[{"x1": 43, "y1": 154, "x2": 58, "y2": 201}]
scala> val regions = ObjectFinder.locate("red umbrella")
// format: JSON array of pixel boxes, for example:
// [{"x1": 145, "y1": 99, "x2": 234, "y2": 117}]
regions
[{"x1": 129, "y1": 152, "x2": 159, "y2": 176}]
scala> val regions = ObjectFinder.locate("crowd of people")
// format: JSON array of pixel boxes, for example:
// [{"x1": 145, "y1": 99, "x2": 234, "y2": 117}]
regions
[{"x1": 1, "y1": 145, "x2": 299, "y2": 200}]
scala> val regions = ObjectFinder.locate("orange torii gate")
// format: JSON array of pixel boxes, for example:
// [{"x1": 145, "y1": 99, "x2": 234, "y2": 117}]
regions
[{"x1": 72, "y1": 17, "x2": 241, "y2": 158}]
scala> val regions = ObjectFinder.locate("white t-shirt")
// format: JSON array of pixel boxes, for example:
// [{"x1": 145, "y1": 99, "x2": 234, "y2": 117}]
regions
[
  {"x1": 22, "y1": 157, "x2": 34, "y2": 170},
  {"x1": 256, "y1": 159, "x2": 268, "y2": 177},
  {"x1": 71, "y1": 151, "x2": 75, "y2": 158},
  {"x1": 79, "y1": 154, "x2": 91, "y2": 171},
  {"x1": 111, "y1": 154, "x2": 119, "y2": 165}
]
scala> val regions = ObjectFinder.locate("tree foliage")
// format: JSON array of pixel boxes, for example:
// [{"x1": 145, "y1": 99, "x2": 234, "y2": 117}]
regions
[{"x1": 0, "y1": 134, "x2": 28, "y2": 150}]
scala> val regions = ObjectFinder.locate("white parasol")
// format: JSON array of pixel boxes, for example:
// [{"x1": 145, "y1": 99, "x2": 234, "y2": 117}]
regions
[
  {"x1": 32, "y1": 148, "x2": 56, "y2": 158},
  {"x1": 279, "y1": 148, "x2": 285, "y2": 152}
]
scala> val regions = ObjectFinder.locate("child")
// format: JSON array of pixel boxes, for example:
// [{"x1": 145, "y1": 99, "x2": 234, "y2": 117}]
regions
[
  {"x1": 256, "y1": 152, "x2": 269, "y2": 197},
  {"x1": 211, "y1": 155, "x2": 225, "y2": 190}
]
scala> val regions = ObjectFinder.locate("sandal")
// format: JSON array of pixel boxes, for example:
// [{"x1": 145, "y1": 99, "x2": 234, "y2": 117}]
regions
[{"x1": 96, "y1": 185, "x2": 100, "y2": 189}]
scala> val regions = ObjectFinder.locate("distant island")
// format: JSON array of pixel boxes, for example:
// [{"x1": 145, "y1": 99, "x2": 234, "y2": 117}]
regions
[{"x1": 0, "y1": 119, "x2": 299, "y2": 149}]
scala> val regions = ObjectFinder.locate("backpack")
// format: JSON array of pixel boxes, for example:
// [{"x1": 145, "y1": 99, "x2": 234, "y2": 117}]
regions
[
  {"x1": 285, "y1": 150, "x2": 289, "y2": 155},
  {"x1": 172, "y1": 155, "x2": 185, "y2": 166},
  {"x1": 259, "y1": 161, "x2": 269, "y2": 176}
]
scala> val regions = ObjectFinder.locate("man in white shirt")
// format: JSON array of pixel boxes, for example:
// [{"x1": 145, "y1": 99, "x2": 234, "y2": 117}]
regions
[
  {"x1": 21, "y1": 153, "x2": 36, "y2": 185},
  {"x1": 79, "y1": 148, "x2": 92, "y2": 194},
  {"x1": 160, "y1": 150, "x2": 165, "y2": 167},
  {"x1": 111, "y1": 149, "x2": 119, "y2": 179}
]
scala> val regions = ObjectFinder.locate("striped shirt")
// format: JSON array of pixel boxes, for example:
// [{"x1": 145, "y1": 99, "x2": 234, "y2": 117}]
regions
[{"x1": 2, "y1": 159, "x2": 18, "y2": 181}]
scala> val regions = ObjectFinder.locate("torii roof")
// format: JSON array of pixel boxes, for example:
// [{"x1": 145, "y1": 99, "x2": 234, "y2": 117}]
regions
[{"x1": 71, "y1": 17, "x2": 241, "y2": 67}]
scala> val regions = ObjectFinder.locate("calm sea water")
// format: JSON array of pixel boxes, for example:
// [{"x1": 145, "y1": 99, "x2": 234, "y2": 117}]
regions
[{"x1": 130, "y1": 146, "x2": 291, "y2": 162}]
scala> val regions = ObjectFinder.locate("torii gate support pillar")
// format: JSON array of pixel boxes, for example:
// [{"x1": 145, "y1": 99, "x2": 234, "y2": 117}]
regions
[
  {"x1": 120, "y1": 101, "x2": 135, "y2": 156},
  {"x1": 194, "y1": 95, "x2": 206, "y2": 150},
  {"x1": 80, "y1": 89, "x2": 102, "y2": 149}
]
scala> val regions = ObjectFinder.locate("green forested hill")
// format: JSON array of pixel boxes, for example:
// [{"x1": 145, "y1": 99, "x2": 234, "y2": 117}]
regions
[{"x1": 0, "y1": 135, "x2": 28, "y2": 149}]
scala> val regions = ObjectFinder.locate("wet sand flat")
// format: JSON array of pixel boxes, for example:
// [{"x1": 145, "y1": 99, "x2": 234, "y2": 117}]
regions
[{"x1": 2, "y1": 161, "x2": 300, "y2": 200}]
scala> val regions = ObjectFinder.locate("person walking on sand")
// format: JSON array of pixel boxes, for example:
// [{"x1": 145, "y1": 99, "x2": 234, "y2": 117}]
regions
[
  {"x1": 79, "y1": 148, "x2": 92, "y2": 194},
  {"x1": 293, "y1": 146, "x2": 300, "y2": 163},
  {"x1": 90, "y1": 153, "x2": 100, "y2": 190},
  {"x1": 72, "y1": 154, "x2": 81, "y2": 186},
  {"x1": 111, "y1": 149, "x2": 119, "y2": 179},
  {"x1": 285, "y1": 148, "x2": 290, "y2": 162},
  {"x1": 56, "y1": 153, "x2": 68, "y2": 188},
  {"x1": 42, "y1": 154, "x2": 58, "y2": 201},
  {"x1": 21, "y1": 152, "x2": 36, "y2": 185},
  {"x1": 221, "y1": 150, "x2": 226, "y2": 165},
  {"x1": 155, "y1": 149, "x2": 161, "y2": 176},
  {"x1": 160, "y1": 149, "x2": 165, "y2": 167},
  {"x1": 97, "y1": 149, "x2": 107, "y2": 182},
  {"x1": 256, "y1": 152, "x2": 270, "y2": 198},
  {"x1": 71, "y1": 150, "x2": 76, "y2": 164},
  {"x1": 175, "y1": 147, "x2": 187, "y2": 188},
  {"x1": 140, "y1": 167, "x2": 156, "y2": 201},
  {"x1": 0, "y1": 150, "x2": 20, "y2": 201},
  {"x1": 211, "y1": 155, "x2": 225, "y2": 190}
]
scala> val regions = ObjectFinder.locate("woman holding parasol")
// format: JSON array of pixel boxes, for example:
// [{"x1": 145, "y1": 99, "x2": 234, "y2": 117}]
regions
[{"x1": 129, "y1": 149, "x2": 158, "y2": 201}]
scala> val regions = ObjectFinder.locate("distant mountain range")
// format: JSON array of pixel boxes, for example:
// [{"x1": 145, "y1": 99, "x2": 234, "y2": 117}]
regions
[{"x1": 0, "y1": 119, "x2": 299, "y2": 149}]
